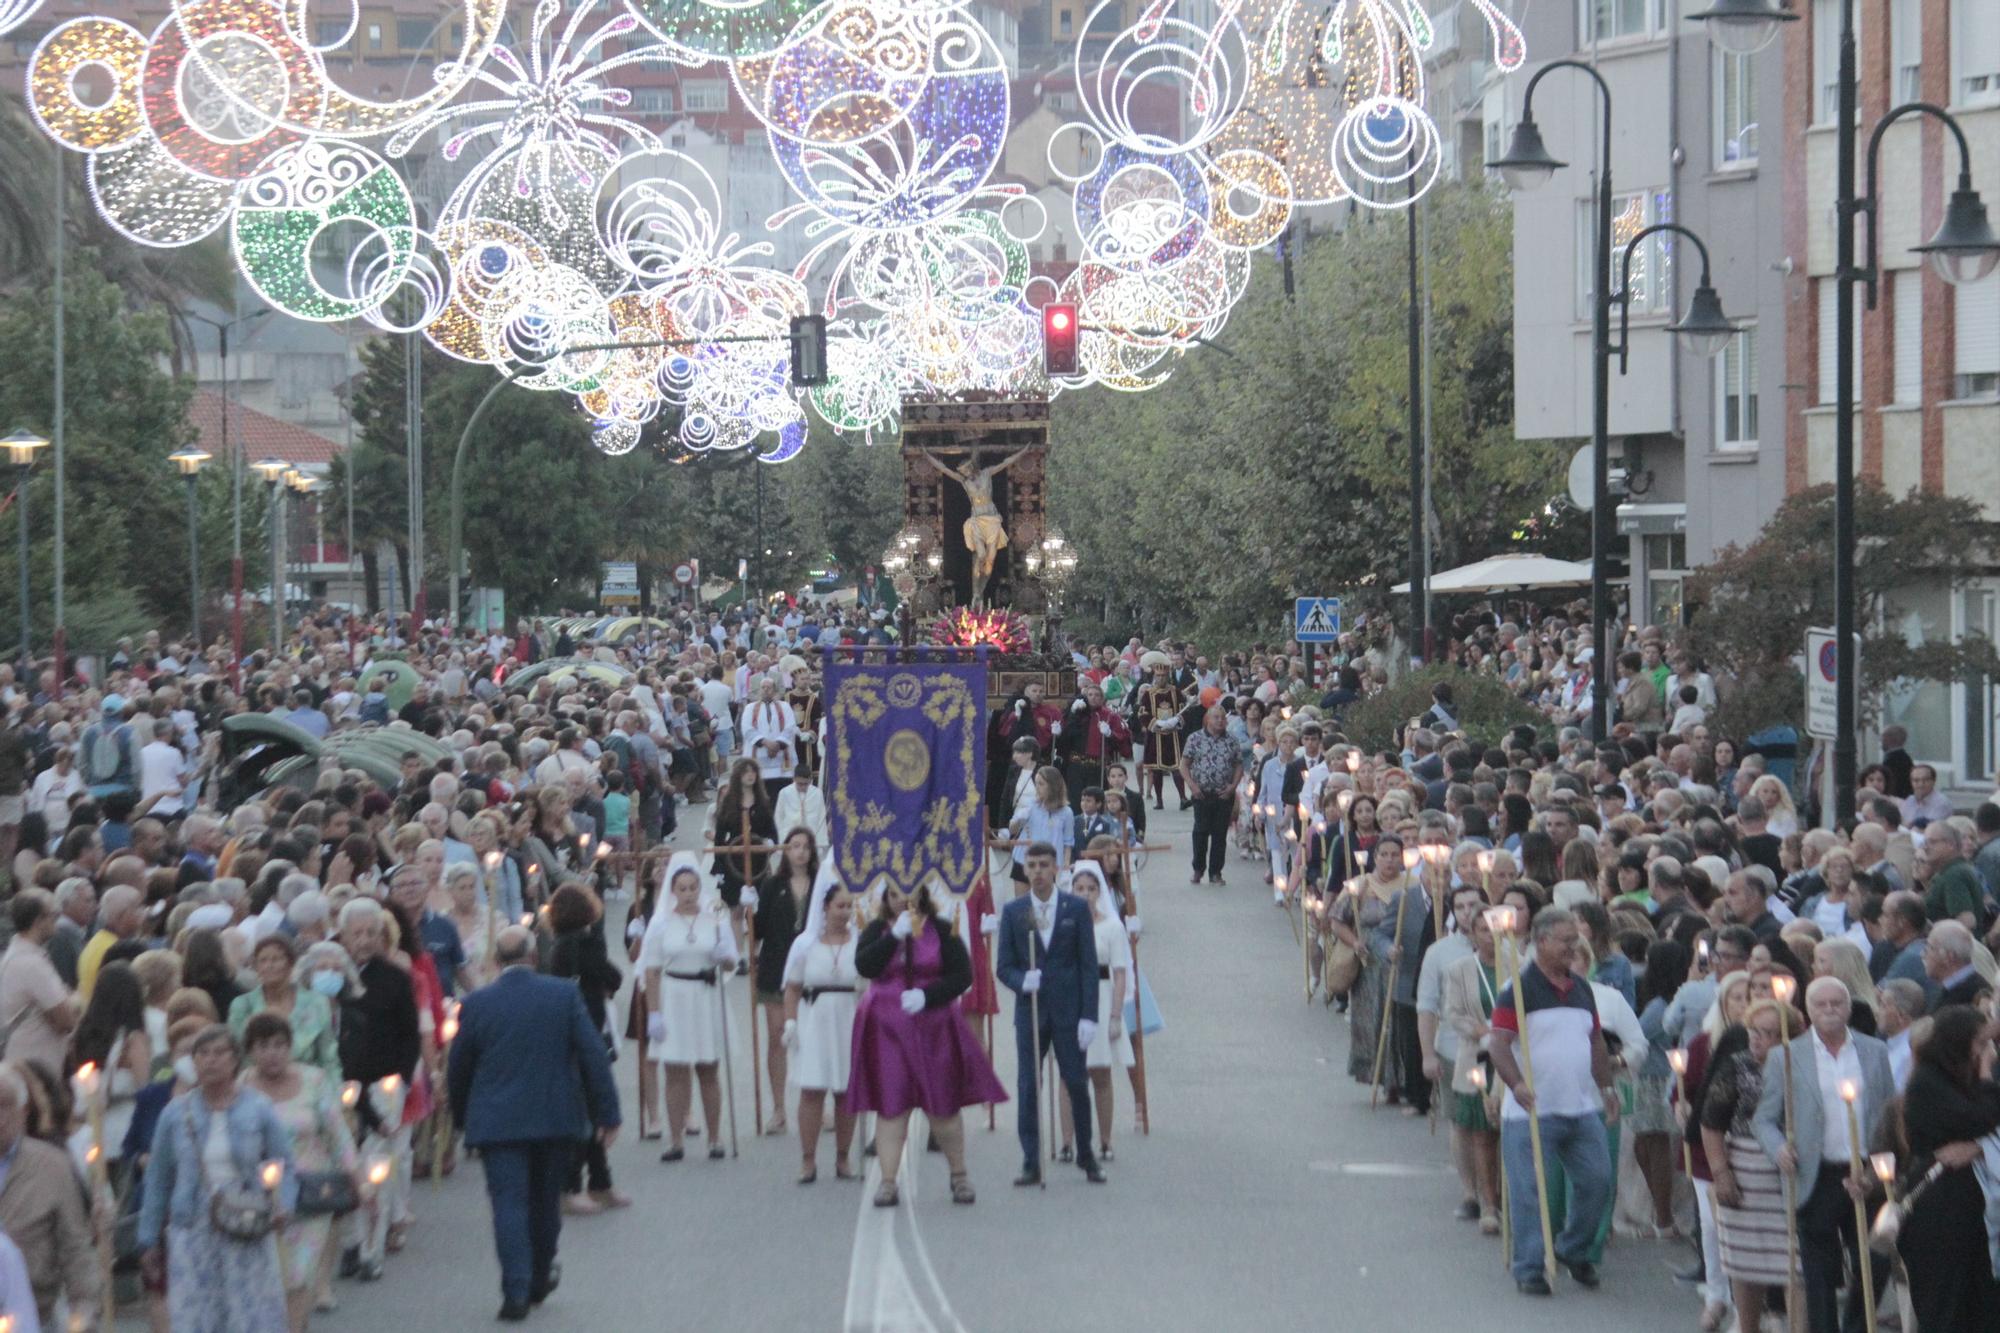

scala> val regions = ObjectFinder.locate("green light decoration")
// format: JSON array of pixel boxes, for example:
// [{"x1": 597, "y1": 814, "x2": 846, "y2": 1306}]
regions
[{"x1": 233, "y1": 142, "x2": 417, "y2": 321}]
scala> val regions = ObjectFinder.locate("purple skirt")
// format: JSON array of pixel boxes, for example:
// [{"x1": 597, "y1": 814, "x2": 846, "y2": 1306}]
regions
[{"x1": 842, "y1": 993, "x2": 1009, "y2": 1118}]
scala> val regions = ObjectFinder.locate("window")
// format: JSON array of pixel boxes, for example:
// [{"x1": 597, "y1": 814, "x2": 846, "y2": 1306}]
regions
[
  {"x1": 1890, "y1": 0, "x2": 1921, "y2": 104},
  {"x1": 1817, "y1": 277, "x2": 1866, "y2": 404},
  {"x1": 397, "y1": 19, "x2": 431, "y2": 49},
  {"x1": 1047, "y1": 89, "x2": 1079, "y2": 111},
  {"x1": 1893, "y1": 271, "x2": 1923, "y2": 404},
  {"x1": 450, "y1": 22, "x2": 464, "y2": 45},
  {"x1": 1955, "y1": 0, "x2": 2000, "y2": 106},
  {"x1": 1956, "y1": 277, "x2": 2000, "y2": 397},
  {"x1": 1713, "y1": 49, "x2": 1757, "y2": 169},
  {"x1": 1058, "y1": 8, "x2": 1073, "y2": 36},
  {"x1": 1580, "y1": 190, "x2": 1673, "y2": 319},
  {"x1": 631, "y1": 89, "x2": 675, "y2": 114},
  {"x1": 1581, "y1": 0, "x2": 1657, "y2": 43},
  {"x1": 1813, "y1": 0, "x2": 1858, "y2": 124},
  {"x1": 314, "y1": 19, "x2": 347, "y2": 47},
  {"x1": 1716, "y1": 325, "x2": 1759, "y2": 449},
  {"x1": 366, "y1": 22, "x2": 382, "y2": 48},
  {"x1": 682, "y1": 81, "x2": 727, "y2": 112}
]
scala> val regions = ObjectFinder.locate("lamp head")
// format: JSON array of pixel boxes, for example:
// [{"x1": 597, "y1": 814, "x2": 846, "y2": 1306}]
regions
[
  {"x1": 1689, "y1": 0, "x2": 1795, "y2": 53},
  {"x1": 0, "y1": 429, "x2": 49, "y2": 469},
  {"x1": 1913, "y1": 185, "x2": 2000, "y2": 286},
  {"x1": 168, "y1": 446, "x2": 212, "y2": 477},
  {"x1": 250, "y1": 456, "x2": 290, "y2": 483},
  {"x1": 1487, "y1": 115, "x2": 1563, "y2": 192},
  {"x1": 1670, "y1": 281, "x2": 1740, "y2": 357}
]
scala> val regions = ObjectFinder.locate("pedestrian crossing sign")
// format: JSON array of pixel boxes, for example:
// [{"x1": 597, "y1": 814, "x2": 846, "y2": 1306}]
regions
[{"x1": 1295, "y1": 597, "x2": 1341, "y2": 642}]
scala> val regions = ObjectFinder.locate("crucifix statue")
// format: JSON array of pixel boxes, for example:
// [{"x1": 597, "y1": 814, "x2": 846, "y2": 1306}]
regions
[{"x1": 919, "y1": 443, "x2": 1031, "y2": 607}]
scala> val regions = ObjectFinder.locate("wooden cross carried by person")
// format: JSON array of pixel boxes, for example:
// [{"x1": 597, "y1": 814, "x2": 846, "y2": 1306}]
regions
[{"x1": 703, "y1": 829, "x2": 782, "y2": 1136}]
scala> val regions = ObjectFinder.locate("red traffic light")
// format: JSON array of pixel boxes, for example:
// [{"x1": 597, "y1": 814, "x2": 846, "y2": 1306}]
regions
[{"x1": 1042, "y1": 302, "x2": 1078, "y2": 376}]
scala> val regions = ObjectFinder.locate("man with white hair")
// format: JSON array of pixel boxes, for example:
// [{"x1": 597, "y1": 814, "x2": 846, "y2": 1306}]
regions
[
  {"x1": 420, "y1": 801, "x2": 477, "y2": 870},
  {"x1": 176, "y1": 812, "x2": 224, "y2": 890},
  {"x1": 286, "y1": 890, "x2": 332, "y2": 945},
  {"x1": 1875, "y1": 978, "x2": 1925, "y2": 1088},
  {"x1": 78, "y1": 883, "x2": 144, "y2": 1002},
  {"x1": 1921, "y1": 919, "x2": 1991, "y2": 1011},
  {"x1": 336, "y1": 896, "x2": 421, "y2": 1281},
  {"x1": 1752, "y1": 976, "x2": 1893, "y2": 1333},
  {"x1": 0, "y1": 1062, "x2": 97, "y2": 1323},
  {"x1": 46, "y1": 876, "x2": 95, "y2": 987}
]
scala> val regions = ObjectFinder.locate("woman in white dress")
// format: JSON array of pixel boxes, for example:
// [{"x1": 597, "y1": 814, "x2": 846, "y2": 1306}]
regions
[
  {"x1": 1063, "y1": 863, "x2": 1132, "y2": 1162},
  {"x1": 782, "y1": 869, "x2": 860, "y2": 1183},
  {"x1": 640, "y1": 853, "x2": 740, "y2": 1162}
]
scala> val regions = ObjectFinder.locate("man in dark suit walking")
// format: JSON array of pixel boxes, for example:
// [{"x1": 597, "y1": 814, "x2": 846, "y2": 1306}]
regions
[
  {"x1": 449, "y1": 926, "x2": 621, "y2": 1322},
  {"x1": 996, "y1": 842, "x2": 1105, "y2": 1186}
]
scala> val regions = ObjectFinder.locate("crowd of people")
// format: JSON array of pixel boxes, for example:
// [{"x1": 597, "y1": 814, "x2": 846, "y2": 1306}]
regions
[{"x1": 0, "y1": 597, "x2": 1992, "y2": 1333}]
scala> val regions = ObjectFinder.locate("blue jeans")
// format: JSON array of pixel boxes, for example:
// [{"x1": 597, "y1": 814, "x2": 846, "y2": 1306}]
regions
[
  {"x1": 1501, "y1": 1111, "x2": 1611, "y2": 1281},
  {"x1": 479, "y1": 1140, "x2": 572, "y2": 1304}
]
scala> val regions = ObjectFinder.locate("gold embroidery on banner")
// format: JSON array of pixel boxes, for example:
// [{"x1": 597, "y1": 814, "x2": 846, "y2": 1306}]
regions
[
  {"x1": 884, "y1": 729, "x2": 931, "y2": 792},
  {"x1": 828, "y1": 668, "x2": 981, "y2": 898}
]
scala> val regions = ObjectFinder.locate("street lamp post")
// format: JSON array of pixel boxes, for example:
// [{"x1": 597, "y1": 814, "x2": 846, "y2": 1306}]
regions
[
  {"x1": 1, "y1": 430, "x2": 49, "y2": 667},
  {"x1": 169, "y1": 447, "x2": 212, "y2": 647},
  {"x1": 1693, "y1": 0, "x2": 2000, "y2": 825},
  {"x1": 1491, "y1": 70, "x2": 1745, "y2": 741},
  {"x1": 188, "y1": 307, "x2": 270, "y2": 688},
  {"x1": 252, "y1": 458, "x2": 289, "y2": 657}
]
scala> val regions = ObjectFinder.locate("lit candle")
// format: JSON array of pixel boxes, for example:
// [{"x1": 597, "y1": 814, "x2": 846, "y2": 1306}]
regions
[
  {"x1": 483, "y1": 851, "x2": 502, "y2": 870},
  {"x1": 1771, "y1": 974, "x2": 1797, "y2": 1007},
  {"x1": 339, "y1": 1081, "x2": 361, "y2": 1111},
  {"x1": 1402, "y1": 848, "x2": 1421, "y2": 872},
  {"x1": 1345, "y1": 751, "x2": 1360, "y2": 773},
  {"x1": 1666, "y1": 1049, "x2": 1688, "y2": 1079},
  {"x1": 1467, "y1": 1065, "x2": 1487, "y2": 1092},
  {"x1": 1870, "y1": 1152, "x2": 1896, "y2": 1191},
  {"x1": 260, "y1": 1159, "x2": 284, "y2": 1195}
]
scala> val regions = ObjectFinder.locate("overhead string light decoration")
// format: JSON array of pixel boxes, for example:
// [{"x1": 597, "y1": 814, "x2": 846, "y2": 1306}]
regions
[{"x1": 25, "y1": 0, "x2": 1522, "y2": 451}]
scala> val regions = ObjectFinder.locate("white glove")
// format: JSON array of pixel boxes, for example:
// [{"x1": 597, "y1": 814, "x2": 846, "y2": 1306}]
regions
[
  {"x1": 891, "y1": 912, "x2": 914, "y2": 940},
  {"x1": 739, "y1": 887, "x2": 759, "y2": 911},
  {"x1": 1015, "y1": 700, "x2": 1027, "y2": 714},
  {"x1": 1021, "y1": 968, "x2": 1042, "y2": 993},
  {"x1": 1125, "y1": 916, "x2": 1142, "y2": 938},
  {"x1": 899, "y1": 988, "x2": 927, "y2": 1015},
  {"x1": 1162, "y1": 717, "x2": 1180, "y2": 730},
  {"x1": 1076, "y1": 1019, "x2": 1098, "y2": 1049},
  {"x1": 1098, "y1": 721, "x2": 1112, "y2": 737},
  {"x1": 979, "y1": 913, "x2": 999, "y2": 936},
  {"x1": 646, "y1": 1012, "x2": 666, "y2": 1044},
  {"x1": 781, "y1": 1018, "x2": 798, "y2": 1049},
  {"x1": 1051, "y1": 722, "x2": 1062, "y2": 737}
]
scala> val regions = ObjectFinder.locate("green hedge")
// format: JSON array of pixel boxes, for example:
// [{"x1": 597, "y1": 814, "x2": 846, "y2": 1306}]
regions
[{"x1": 1338, "y1": 665, "x2": 1545, "y2": 754}]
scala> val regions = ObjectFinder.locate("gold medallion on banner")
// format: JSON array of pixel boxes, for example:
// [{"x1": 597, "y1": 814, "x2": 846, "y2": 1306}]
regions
[
  {"x1": 884, "y1": 728, "x2": 931, "y2": 792},
  {"x1": 887, "y1": 673, "x2": 923, "y2": 708}
]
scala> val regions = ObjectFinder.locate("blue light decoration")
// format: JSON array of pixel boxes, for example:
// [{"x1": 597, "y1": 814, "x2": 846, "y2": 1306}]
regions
[{"x1": 24, "y1": 0, "x2": 1526, "y2": 457}]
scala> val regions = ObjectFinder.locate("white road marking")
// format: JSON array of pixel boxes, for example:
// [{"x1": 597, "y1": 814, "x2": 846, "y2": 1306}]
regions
[{"x1": 843, "y1": 1114, "x2": 968, "y2": 1333}]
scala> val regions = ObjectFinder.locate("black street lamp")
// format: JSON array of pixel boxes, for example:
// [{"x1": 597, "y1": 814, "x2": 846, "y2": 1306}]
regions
[
  {"x1": 2, "y1": 430, "x2": 49, "y2": 667},
  {"x1": 1695, "y1": 0, "x2": 2000, "y2": 825},
  {"x1": 1491, "y1": 64, "x2": 1739, "y2": 739},
  {"x1": 170, "y1": 447, "x2": 212, "y2": 648},
  {"x1": 251, "y1": 457, "x2": 289, "y2": 654}
]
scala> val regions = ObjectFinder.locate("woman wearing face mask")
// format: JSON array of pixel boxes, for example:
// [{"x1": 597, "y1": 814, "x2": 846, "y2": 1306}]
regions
[
  {"x1": 781, "y1": 871, "x2": 860, "y2": 1183},
  {"x1": 241, "y1": 1012, "x2": 358, "y2": 1330},
  {"x1": 639, "y1": 853, "x2": 738, "y2": 1161},
  {"x1": 845, "y1": 877, "x2": 1006, "y2": 1208},
  {"x1": 228, "y1": 935, "x2": 340, "y2": 1079}
]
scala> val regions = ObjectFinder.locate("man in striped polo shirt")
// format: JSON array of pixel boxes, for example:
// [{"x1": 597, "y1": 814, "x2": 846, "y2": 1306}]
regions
[{"x1": 1489, "y1": 907, "x2": 1617, "y2": 1296}]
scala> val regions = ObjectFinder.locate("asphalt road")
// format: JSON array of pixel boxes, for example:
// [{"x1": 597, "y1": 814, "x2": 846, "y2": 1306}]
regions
[{"x1": 266, "y1": 801, "x2": 1698, "y2": 1333}]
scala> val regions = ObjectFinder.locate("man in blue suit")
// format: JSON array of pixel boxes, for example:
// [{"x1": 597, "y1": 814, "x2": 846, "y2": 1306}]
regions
[
  {"x1": 449, "y1": 926, "x2": 621, "y2": 1322},
  {"x1": 996, "y1": 842, "x2": 1105, "y2": 1186}
]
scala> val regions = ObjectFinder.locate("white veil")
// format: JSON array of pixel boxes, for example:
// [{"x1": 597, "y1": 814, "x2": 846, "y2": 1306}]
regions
[{"x1": 1068, "y1": 861, "x2": 1130, "y2": 972}]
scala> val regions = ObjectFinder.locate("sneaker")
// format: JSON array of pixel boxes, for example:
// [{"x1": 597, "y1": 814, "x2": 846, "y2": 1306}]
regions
[
  {"x1": 1565, "y1": 1260, "x2": 1600, "y2": 1289},
  {"x1": 1516, "y1": 1275, "x2": 1551, "y2": 1296},
  {"x1": 1479, "y1": 1212, "x2": 1501, "y2": 1236},
  {"x1": 1453, "y1": 1199, "x2": 1481, "y2": 1222}
]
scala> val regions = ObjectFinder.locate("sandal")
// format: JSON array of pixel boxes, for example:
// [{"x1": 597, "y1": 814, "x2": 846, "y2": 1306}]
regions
[
  {"x1": 385, "y1": 1222, "x2": 410, "y2": 1253},
  {"x1": 835, "y1": 1164, "x2": 858, "y2": 1181},
  {"x1": 1098, "y1": 1143, "x2": 1114, "y2": 1163},
  {"x1": 873, "y1": 1180, "x2": 899, "y2": 1208},
  {"x1": 949, "y1": 1173, "x2": 975, "y2": 1205},
  {"x1": 660, "y1": 1147, "x2": 685, "y2": 1163},
  {"x1": 797, "y1": 1166, "x2": 817, "y2": 1185},
  {"x1": 765, "y1": 1118, "x2": 788, "y2": 1136},
  {"x1": 707, "y1": 1144, "x2": 726, "y2": 1161},
  {"x1": 1057, "y1": 1145, "x2": 1075, "y2": 1164}
]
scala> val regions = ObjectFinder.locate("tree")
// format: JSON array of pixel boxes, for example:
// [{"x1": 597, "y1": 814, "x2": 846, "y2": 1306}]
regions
[
  {"x1": 0, "y1": 259, "x2": 235, "y2": 651},
  {"x1": 1684, "y1": 484, "x2": 2000, "y2": 739},
  {"x1": 1047, "y1": 180, "x2": 1570, "y2": 646}
]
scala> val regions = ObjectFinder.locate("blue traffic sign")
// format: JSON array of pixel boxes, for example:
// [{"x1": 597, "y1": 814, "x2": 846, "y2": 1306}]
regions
[{"x1": 1295, "y1": 597, "x2": 1342, "y2": 643}]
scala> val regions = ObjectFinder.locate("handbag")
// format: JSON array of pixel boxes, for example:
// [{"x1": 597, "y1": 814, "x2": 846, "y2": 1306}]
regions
[
  {"x1": 186, "y1": 1102, "x2": 274, "y2": 1243},
  {"x1": 1322, "y1": 887, "x2": 1364, "y2": 997},
  {"x1": 292, "y1": 1170, "x2": 358, "y2": 1217}
]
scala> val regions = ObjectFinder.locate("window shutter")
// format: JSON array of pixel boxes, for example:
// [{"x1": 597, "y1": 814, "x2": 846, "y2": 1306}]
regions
[
  {"x1": 1956, "y1": 278, "x2": 2000, "y2": 379},
  {"x1": 1893, "y1": 272, "x2": 1922, "y2": 404}
]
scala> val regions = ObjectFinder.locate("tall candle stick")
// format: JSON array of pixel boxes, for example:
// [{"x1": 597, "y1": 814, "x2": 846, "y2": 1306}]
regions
[{"x1": 1841, "y1": 1081, "x2": 1878, "y2": 1333}]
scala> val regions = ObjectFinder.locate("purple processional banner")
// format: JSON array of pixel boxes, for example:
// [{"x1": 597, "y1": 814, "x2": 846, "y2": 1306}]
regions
[{"x1": 820, "y1": 647, "x2": 987, "y2": 901}]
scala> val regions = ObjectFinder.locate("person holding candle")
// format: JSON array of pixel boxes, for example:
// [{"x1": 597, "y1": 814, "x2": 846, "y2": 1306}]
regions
[
  {"x1": 0, "y1": 1060, "x2": 96, "y2": 1329},
  {"x1": 746, "y1": 827, "x2": 820, "y2": 1136},
  {"x1": 1892, "y1": 1004, "x2": 2000, "y2": 1333},
  {"x1": 331, "y1": 899, "x2": 419, "y2": 1283},
  {"x1": 229, "y1": 935, "x2": 340, "y2": 1079},
  {"x1": 545, "y1": 884, "x2": 629, "y2": 1213},
  {"x1": 1328, "y1": 833, "x2": 1416, "y2": 1099},
  {"x1": 638, "y1": 854, "x2": 737, "y2": 1161},
  {"x1": 1749, "y1": 976, "x2": 1893, "y2": 1333},
  {"x1": 1439, "y1": 892, "x2": 1505, "y2": 1233},
  {"x1": 1693, "y1": 999, "x2": 1792, "y2": 1333},
  {"x1": 241, "y1": 1011, "x2": 358, "y2": 1330},
  {"x1": 136, "y1": 1024, "x2": 295, "y2": 1333}
]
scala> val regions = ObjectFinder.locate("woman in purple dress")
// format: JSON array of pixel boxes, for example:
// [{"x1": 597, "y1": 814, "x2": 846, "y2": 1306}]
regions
[{"x1": 845, "y1": 879, "x2": 1007, "y2": 1208}]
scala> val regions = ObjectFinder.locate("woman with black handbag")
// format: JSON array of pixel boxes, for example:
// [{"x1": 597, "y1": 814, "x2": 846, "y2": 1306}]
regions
[
  {"x1": 241, "y1": 1011, "x2": 359, "y2": 1331},
  {"x1": 136, "y1": 1023, "x2": 295, "y2": 1333}
]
